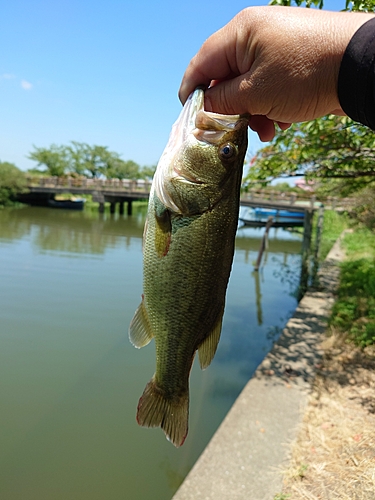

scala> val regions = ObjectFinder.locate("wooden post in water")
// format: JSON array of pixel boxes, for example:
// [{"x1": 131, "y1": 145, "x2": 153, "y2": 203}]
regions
[
  {"x1": 312, "y1": 205, "x2": 324, "y2": 286},
  {"x1": 119, "y1": 202, "x2": 124, "y2": 215},
  {"x1": 254, "y1": 217, "x2": 273, "y2": 271},
  {"x1": 299, "y1": 209, "x2": 313, "y2": 299},
  {"x1": 252, "y1": 270, "x2": 263, "y2": 325},
  {"x1": 110, "y1": 202, "x2": 116, "y2": 214}
]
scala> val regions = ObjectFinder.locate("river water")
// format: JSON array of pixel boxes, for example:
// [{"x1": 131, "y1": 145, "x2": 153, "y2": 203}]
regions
[{"x1": 0, "y1": 205, "x2": 302, "y2": 500}]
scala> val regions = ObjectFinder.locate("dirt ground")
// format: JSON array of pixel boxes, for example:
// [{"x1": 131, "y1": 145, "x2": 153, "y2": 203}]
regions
[{"x1": 281, "y1": 331, "x2": 375, "y2": 499}]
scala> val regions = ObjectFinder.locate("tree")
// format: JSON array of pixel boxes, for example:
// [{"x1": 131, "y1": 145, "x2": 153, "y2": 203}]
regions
[
  {"x1": 139, "y1": 164, "x2": 157, "y2": 180},
  {"x1": 246, "y1": 116, "x2": 375, "y2": 195},
  {"x1": 28, "y1": 145, "x2": 69, "y2": 176},
  {"x1": 0, "y1": 162, "x2": 27, "y2": 206},
  {"x1": 244, "y1": 0, "x2": 375, "y2": 196},
  {"x1": 28, "y1": 142, "x2": 145, "y2": 179},
  {"x1": 106, "y1": 159, "x2": 141, "y2": 179},
  {"x1": 67, "y1": 142, "x2": 120, "y2": 178}
]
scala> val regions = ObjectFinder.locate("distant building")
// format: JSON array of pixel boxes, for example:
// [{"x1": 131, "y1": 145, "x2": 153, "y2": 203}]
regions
[{"x1": 294, "y1": 178, "x2": 315, "y2": 192}]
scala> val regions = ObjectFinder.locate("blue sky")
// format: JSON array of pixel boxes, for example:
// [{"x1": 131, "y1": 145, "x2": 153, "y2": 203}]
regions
[{"x1": 1, "y1": 0, "x2": 343, "y2": 172}]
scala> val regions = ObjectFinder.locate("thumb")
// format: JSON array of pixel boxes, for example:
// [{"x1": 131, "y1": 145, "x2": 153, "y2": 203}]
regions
[{"x1": 203, "y1": 76, "x2": 254, "y2": 116}]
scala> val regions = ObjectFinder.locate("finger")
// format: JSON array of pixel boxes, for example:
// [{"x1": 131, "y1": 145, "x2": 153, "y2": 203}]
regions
[
  {"x1": 203, "y1": 75, "x2": 257, "y2": 115},
  {"x1": 248, "y1": 115, "x2": 276, "y2": 142},
  {"x1": 179, "y1": 24, "x2": 241, "y2": 104},
  {"x1": 277, "y1": 122, "x2": 292, "y2": 130}
]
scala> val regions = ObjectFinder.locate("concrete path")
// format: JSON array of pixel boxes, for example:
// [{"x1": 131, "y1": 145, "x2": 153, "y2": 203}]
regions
[{"x1": 173, "y1": 237, "x2": 345, "y2": 500}]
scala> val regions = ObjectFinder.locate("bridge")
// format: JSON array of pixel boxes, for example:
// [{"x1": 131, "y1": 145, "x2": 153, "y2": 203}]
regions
[
  {"x1": 25, "y1": 175, "x2": 350, "y2": 215},
  {"x1": 25, "y1": 176, "x2": 151, "y2": 214}
]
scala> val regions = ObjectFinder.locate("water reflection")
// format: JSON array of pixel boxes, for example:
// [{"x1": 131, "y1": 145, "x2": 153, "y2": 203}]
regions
[{"x1": 0, "y1": 205, "x2": 147, "y2": 254}]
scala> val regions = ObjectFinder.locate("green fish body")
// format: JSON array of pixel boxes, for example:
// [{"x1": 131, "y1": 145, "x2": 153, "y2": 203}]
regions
[{"x1": 129, "y1": 88, "x2": 248, "y2": 447}]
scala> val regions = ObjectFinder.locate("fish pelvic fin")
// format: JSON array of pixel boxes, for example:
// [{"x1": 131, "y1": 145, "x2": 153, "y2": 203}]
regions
[
  {"x1": 128, "y1": 300, "x2": 154, "y2": 348},
  {"x1": 198, "y1": 307, "x2": 224, "y2": 370},
  {"x1": 136, "y1": 377, "x2": 189, "y2": 448}
]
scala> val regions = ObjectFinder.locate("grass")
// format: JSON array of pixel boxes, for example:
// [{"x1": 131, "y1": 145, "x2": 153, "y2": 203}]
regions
[
  {"x1": 319, "y1": 209, "x2": 349, "y2": 260},
  {"x1": 329, "y1": 228, "x2": 375, "y2": 347}
]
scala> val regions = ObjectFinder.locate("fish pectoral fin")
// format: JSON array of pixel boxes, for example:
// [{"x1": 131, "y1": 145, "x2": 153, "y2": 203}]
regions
[
  {"x1": 198, "y1": 308, "x2": 224, "y2": 370},
  {"x1": 128, "y1": 300, "x2": 154, "y2": 348},
  {"x1": 154, "y1": 199, "x2": 172, "y2": 257}
]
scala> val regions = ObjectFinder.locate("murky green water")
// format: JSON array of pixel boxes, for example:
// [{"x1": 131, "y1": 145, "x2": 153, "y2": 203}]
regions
[{"x1": 0, "y1": 205, "x2": 302, "y2": 500}]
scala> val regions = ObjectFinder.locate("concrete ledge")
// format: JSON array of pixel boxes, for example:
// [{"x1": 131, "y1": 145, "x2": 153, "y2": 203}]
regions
[{"x1": 173, "y1": 237, "x2": 345, "y2": 500}]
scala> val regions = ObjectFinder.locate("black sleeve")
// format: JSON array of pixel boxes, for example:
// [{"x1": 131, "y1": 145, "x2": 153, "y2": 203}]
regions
[{"x1": 338, "y1": 17, "x2": 375, "y2": 130}]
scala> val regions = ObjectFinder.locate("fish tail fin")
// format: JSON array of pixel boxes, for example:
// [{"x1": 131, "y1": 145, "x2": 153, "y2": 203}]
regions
[{"x1": 136, "y1": 377, "x2": 189, "y2": 448}]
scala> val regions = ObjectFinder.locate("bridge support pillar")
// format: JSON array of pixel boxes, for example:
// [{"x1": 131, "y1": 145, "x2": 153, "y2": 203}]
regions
[
  {"x1": 127, "y1": 201, "x2": 133, "y2": 216},
  {"x1": 99, "y1": 202, "x2": 105, "y2": 213},
  {"x1": 110, "y1": 202, "x2": 116, "y2": 214},
  {"x1": 119, "y1": 202, "x2": 124, "y2": 215}
]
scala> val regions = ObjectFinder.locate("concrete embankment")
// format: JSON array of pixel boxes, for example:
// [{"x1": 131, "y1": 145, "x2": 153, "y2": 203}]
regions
[{"x1": 173, "y1": 237, "x2": 345, "y2": 500}]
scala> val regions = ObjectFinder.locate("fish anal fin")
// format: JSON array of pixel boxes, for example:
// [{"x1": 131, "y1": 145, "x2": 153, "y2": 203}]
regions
[
  {"x1": 128, "y1": 300, "x2": 154, "y2": 348},
  {"x1": 198, "y1": 310, "x2": 223, "y2": 370},
  {"x1": 137, "y1": 377, "x2": 189, "y2": 448}
]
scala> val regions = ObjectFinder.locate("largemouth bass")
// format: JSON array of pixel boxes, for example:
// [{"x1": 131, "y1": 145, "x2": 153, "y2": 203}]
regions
[{"x1": 129, "y1": 88, "x2": 248, "y2": 447}]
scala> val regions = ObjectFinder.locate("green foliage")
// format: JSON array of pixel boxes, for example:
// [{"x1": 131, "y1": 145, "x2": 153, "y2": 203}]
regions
[
  {"x1": 0, "y1": 162, "x2": 27, "y2": 206},
  {"x1": 246, "y1": 116, "x2": 375, "y2": 190},
  {"x1": 269, "y1": 0, "x2": 375, "y2": 9},
  {"x1": 28, "y1": 144, "x2": 69, "y2": 177},
  {"x1": 106, "y1": 159, "x2": 141, "y2": 180},
  {"x1": 28, "y1": 141, "x2": 155, "y2": 180},
  {"x1": 66, "y1": 142, "x2": 117, "y2": 178},
  {"x1": 330, "y1": 229, "x2": 375, "y2": 346},
  {"x1": 344, "y1": 0, "x2": 375, "y2": 11},
  {"x1": 140, "y1": 164, "x2": 157, "y2": 179},
  {"x1": 351, "y1": 186, "x2": 375, "y2": 228},
  {"x1": 320, "y1": 210, "x2": 349, "y2": 260},
  {"x1": 270, "y1": 0, "x2": 323, "y2": 7}
]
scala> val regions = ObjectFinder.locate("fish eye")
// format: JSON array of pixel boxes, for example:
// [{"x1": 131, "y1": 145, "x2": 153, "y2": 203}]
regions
[{"x1": 219, "y1": 143, "x2": 236, "y2": 161}]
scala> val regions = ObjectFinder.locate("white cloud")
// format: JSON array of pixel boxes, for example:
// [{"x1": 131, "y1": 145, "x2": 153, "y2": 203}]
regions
[
  {"x1": 0, "y1": 73, "x2": 15, "y2": 80},
  {"x1": 21, "y1": 80, "x2": 32, "y2": 90}
]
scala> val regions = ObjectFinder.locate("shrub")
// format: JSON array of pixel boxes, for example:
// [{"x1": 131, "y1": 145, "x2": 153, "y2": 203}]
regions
[{"x1": 0, "y1": 162, "x2": 27, "y2": 206}]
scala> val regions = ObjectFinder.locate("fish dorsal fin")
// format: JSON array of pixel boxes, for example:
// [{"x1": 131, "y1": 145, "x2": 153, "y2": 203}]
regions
[
  {"x1": 198, "y1": 307, "x2": 224, "y2": 370},
  {"x1": 129, "y1": 300, "x2": 154, "y2": 348}
]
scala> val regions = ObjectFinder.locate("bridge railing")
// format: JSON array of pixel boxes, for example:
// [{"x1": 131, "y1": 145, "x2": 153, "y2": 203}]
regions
[{"x1": 26, "y1": 176, "x2": 152, "y2": 193}]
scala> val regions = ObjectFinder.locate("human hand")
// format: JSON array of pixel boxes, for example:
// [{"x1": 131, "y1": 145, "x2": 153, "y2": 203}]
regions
[{"x1": 179, "y1": 7, "x2": 374, "y2": 141}]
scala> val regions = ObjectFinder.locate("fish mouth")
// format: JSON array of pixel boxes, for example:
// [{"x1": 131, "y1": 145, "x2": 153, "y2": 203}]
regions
[
  {"x1": 178, "y1": 87, "x2": 247, "y2": 145},
  {"x1": 153, "y1": 88, "x2": 248, "y2": 210}
]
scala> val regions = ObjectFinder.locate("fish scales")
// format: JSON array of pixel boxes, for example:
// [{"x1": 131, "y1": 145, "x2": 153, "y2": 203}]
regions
[{"x1": 129, "y1": 88, "x2": 248, "y2": 447}]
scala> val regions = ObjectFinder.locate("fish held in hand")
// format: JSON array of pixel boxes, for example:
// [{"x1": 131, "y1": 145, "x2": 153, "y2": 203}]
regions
[{"x1": 129, "y1": 88, "x2": 249, "y2": 447}]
